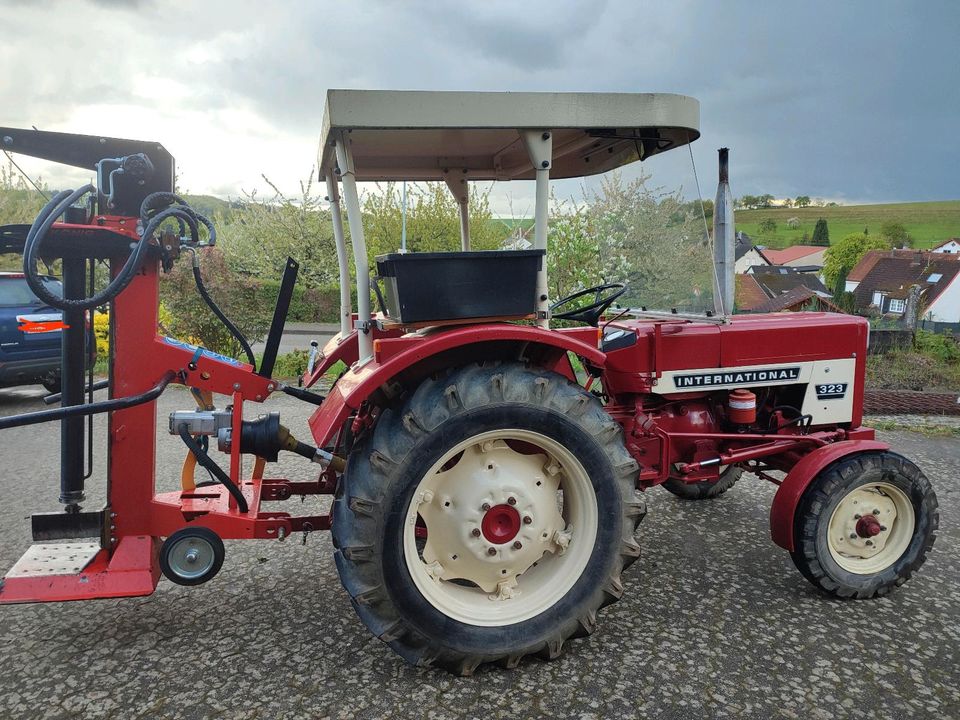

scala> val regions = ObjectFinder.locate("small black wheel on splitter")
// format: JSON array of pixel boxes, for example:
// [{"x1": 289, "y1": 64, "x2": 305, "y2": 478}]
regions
[{"x1": 160, "y1": 527, "x2": 225, "y2": 586}]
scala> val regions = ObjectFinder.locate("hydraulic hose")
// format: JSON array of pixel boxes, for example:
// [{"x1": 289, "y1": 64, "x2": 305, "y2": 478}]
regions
[
  {"x1": 177, "y1": 423, "x2": 249, "y2": 513},
  {"x1": 181, "y1": 247, "x2": 256, "y2": 368},
  {"x1": 22, "y1": 183, "x2": 253, "y2": 368},
  {"x1": 23, "y1": 185, "x2": 159, "y2": 311},
  {"x1": 0, "y1": 370, "x2": 176, "y2": 430}
]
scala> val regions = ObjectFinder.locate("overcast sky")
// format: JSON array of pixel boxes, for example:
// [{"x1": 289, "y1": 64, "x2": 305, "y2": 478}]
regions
[{"x1": 1, "y1": 0, "x2": 957, "y2": 214}]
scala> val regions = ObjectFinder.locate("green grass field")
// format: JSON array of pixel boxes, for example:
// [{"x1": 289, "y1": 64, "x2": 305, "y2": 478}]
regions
[{"x1": 735, "y1": 200, "x2": 960, "y2": 249}]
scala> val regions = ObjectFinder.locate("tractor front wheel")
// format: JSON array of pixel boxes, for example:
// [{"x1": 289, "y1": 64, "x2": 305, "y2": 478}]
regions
[
  {"x1": 790, "y1": 451, "x2": 938, "y2": 599},
  {"x1": 331, "y1": 363, "x2": 643, "y2": 674}
]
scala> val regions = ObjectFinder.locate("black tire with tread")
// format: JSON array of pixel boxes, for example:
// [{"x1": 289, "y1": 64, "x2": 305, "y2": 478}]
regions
[
  {"x1": 790, "y1": 451, "x2": 938, "y2": 599},
  {"x1": 331, "y1": 362, "x2": 643, "y2": 675},
  {"x1": 663, "y1": 465, "x2": 742, "y2": 500},
  {"x1": 159, "y1": 526, "x2": 225, "y2": 587}
]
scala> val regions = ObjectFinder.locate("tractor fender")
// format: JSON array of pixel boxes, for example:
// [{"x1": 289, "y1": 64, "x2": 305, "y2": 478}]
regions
[
  {"x1": 307, "y1": 324, "x2": 604, "y2": 447},
  {"x1": 769, "y1": 439, "x2": 890, "y2": 551}
]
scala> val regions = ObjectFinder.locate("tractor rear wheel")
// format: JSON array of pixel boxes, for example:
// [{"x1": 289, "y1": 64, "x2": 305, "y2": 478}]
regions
[
  {"x1": 790, "y1": 451, "x2": 938, "y2": 599},
  {"x1": 331, "y1": 362, "x2": 643, "y2": 675},
  {"x1": 662, "y1": 465, "x2": 742, "y2": 500}
]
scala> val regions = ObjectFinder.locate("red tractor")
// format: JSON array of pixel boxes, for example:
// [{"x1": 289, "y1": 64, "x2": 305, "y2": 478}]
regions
[{"x1": 0, "y1": 91, "x2": 938, "y2": 675}]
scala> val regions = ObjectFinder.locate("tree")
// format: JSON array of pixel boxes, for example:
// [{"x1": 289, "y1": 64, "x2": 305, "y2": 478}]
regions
[
  {"x1": 587, "y1": 172, "x2": 714, "y2": 312},
  {"x1": 795, "y1": 195, "x2": 811, "y2": 208},
  {"x1": 361, "y1": 181, "x2": 505, "y2": 266},
  {"x1": 160, "y1": 247, "x2": 273, "y2": 358},
  {"x1": 0, "y1": 160, "x2": 48, "y2": 271},
  {"x1": 217, "y1": 172, "x2": 338, "y2": 289},
  {"x1": 758, "y1": 194, "x2": 775, "y2": 208},
  {"x1": 811, "y1": 218, "x2": 830, "y2": 246},
  {"x1": 782, "y1": 198, "x2": 794, "y2": 208},
  {"x1": 759, "y1": 218, "x2": 778, "y2": 234},
  {"x1": 822, "y1": 232, "x2": 891, "y2": 288},
  {"x1": 738, "y1": 194, "x2": 758, "y2": 209},
  {"x1": 879, "y1": 221, "x2": 914, "y2": 248},
  {"x1": 546, "y1": 195, "x2": 599, "y2": 301},
  {"x1": 830, "y1": 267, "x2": 855, "y2": 313}
]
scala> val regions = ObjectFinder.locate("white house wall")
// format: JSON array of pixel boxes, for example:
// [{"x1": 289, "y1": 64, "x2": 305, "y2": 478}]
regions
[
  {"x1": 932, "y1": 240, "x2": 960, "y2": 254},
  {"x1": 925, "y1": 274, "x2": 960, "y2": 323},
  {"x1": 735, "y1": 249, "x2": 768, "y2": 274}
]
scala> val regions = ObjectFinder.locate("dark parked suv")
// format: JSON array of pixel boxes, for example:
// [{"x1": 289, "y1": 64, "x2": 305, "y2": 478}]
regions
[{"x1": 0, "y1": 271, "x2": 64, "y2": 393}]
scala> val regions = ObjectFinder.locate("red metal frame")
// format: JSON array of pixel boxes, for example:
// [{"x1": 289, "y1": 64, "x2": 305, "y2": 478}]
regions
[
  {"x1": 1, "y1": 217, "x2": 883, "y2": 605},
  {"x1": 769, "y1": 439, "x2": 889, "y2": 551}
]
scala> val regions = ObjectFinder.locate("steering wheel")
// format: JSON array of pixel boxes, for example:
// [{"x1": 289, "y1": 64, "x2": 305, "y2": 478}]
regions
[{"x1": 550, "y1": 283, "x2": 627, "y2": 326}]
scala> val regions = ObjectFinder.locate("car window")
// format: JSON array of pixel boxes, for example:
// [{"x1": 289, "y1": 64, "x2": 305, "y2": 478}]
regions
[{"x1": 0, "y1": 277, "x2": 63, "y2": 306}]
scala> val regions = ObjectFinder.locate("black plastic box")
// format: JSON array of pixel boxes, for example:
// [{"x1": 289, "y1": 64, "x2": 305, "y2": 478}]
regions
[{"x1": 374, "y1": 250, "x2": 544, "y2": 324}]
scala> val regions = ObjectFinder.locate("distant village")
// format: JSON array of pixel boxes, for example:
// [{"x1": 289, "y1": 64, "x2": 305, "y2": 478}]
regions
[{"x1": 734, "y1": 233, "x2": 960, "y2": 333}]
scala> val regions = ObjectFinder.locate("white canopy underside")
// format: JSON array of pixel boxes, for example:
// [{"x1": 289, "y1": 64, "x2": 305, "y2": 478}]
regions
[{"x1": 319, "y1": 90, "x2": 700, "y2": 181}]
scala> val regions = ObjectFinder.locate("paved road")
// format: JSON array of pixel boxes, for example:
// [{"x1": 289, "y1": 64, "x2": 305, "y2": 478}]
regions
[
  {"x1": 0, "y1": 386, "x2": 957, "y2": 719},
  {"x1": 249, "y1": 322, "x2": 338, "y2": 358}
]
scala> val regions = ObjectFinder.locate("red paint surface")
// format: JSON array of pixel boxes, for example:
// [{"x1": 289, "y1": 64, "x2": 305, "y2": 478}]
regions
[
  {"x1": 18, "y1": 319, "x2": 69, "y2": 333},
  {"x1": 0, "y1": 536, "x2": 159, "y2": 605},
  {"x1": 481, "y1": 504, "x2": 521, "y2": 544},
  {"x1": 307, "y1": 324, "x2": 601, "y2": 447},
  {"x1": 769, "y1": 439, "x2": 887, "y2": 551}
]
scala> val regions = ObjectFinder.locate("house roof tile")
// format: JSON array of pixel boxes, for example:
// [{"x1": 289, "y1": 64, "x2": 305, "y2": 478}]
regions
[
  {"x1": 847, "y1": 249, "x2": 934, "y2": 282},
  {"x1": 761, "y1": 245, "x2": 824, "y2": 265},
  {"x1": 748, "y1": 286, "x2": 816, "y2": 313},
  {"x1": 852, "y1": 253, "x2": 960, "y2": 309},
  {"x1": 735, "y1": 274, "x2": 768, "y2": 311},
  {"x1": 750, "y1": 267, "x2": 829, "y2": 296}
]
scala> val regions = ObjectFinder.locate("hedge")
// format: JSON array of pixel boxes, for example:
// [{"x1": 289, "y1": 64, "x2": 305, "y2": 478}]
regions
[{"x1": 255, "y1": 281, "x2": 359, "y2": 323}]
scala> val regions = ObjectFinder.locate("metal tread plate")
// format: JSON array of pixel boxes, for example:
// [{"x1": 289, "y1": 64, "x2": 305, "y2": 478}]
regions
[{"x1": 6, "y1": 542, "x2": 101, "y2": 578}]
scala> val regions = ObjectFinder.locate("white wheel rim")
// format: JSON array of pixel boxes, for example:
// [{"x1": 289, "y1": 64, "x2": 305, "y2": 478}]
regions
[
  {"x1": 403, "y1": 429, "x2": 598, "y2": 627},
  {"x1": 827, "y1": 482, "x2": 914, "y2": 574}
]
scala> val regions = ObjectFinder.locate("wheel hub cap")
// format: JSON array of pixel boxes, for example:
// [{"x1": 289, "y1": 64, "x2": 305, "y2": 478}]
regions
[
  {"x1": 481, "y1": 504, "x2": 521, "y2": 544},
  {"x1": 413, "y1": 438, "x2": 569, "y2": 595},
  {"x1": 855, "y1": 515, "x2": 882, "y2": 538},
  {"x1": 827, "y1": 482, "x2": 915, "y2": 574}
]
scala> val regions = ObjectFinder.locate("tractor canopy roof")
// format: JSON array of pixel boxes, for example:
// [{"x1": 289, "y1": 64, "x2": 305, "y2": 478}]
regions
[{"x1": 319, "y1": 90, "x2": 700, "y2": 181}]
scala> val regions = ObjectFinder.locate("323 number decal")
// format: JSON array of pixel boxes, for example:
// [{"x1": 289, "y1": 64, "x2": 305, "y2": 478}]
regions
[{"x1": 815, "y1": 382, "x2": 848, "y2": 400}]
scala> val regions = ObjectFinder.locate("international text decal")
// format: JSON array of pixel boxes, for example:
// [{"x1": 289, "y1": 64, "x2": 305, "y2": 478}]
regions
[{"x1": 674, "y1": 367, "x2": 801, "y2": 388}]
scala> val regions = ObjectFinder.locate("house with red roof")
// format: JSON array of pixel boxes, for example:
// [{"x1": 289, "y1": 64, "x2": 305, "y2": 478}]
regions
[
  {"x1": 844, "y1": 249, "x2": 920, "y2": 292},
  {"x1": 849, "y1": 251, "x2": 960, "y2": 323},
  {"x1": 760, "y1": 245, "x2": 828, "y2": 268},
  {"x1": 735, "y1": 267, "x2": 835, "y2": 313}
]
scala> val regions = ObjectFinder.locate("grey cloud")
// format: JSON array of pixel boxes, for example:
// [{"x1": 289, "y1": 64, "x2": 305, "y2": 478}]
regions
[{"x1": 0, "y1": 0, "x2": 957, "y2": 203}]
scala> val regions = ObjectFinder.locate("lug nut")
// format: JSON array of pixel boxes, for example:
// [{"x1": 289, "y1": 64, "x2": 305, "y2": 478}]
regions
[
  {"x1": 471, "y1": 528, "x2": 481, "y2": 537},
  {"x1": 507, "y1": 497, "x2": 517, "y2": 506},
  {"x1": 849, "y1": 533, "x2": 858, "y2": 539},
  {"x1": 513, "y1": 541, "x2": 522, "y2": 550},
  {"x1": 854, "y1": 514, "x2": 861, "y2": 519},
  {"x1": 873, "y1": 509, "x2": 881, "y2": 515},
  {"x1": 879, "y1": 525, "x2": 887, "y2": 532},
  {"x1": 865, "y1": 540, "x2": 874, "y2": 546},
  {"x1": 487, "y1": 547, "x2": 497, "y2": 556},
  {"x1": 481, "y1": 503, "x2": 491, "y2": 511},
  {"x1": 523, "y1": 516, "x2": 532, "y2": 525}
]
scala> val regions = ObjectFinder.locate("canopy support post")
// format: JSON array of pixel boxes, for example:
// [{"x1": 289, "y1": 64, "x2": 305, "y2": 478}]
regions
[
  {"x1": 444, "y1": 170, "x2": 470, "y2": 251},
  {"x1": 325, "y1": 173, "x2": 353, "y2": 341},
  {"x1": 522, "y1": 130, "x2": 552, "y2": 328},
  {"x1": 334, "y1": 133, "x2": 373, "y2": 366}
]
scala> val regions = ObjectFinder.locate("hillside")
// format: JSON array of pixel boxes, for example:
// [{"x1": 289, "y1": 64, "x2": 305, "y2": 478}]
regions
[{"x1": 735, "y1": 200, "x2": 960, "y2": 249}]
